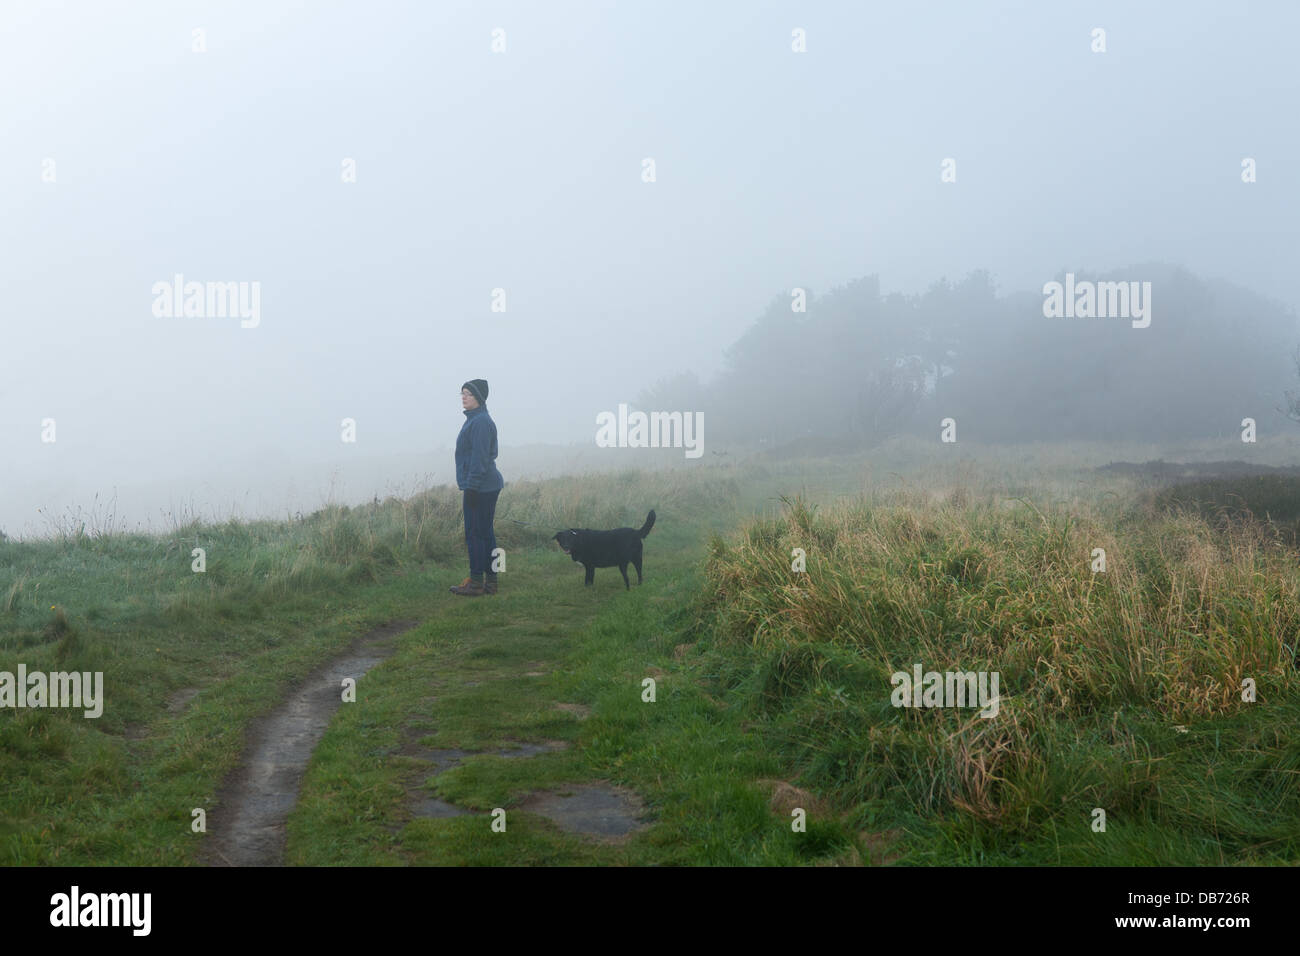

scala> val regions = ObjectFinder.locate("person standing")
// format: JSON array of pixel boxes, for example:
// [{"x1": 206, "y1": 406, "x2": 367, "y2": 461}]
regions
[{"x1": 451, "y1": 378, "x2": 504, "y2": 596}]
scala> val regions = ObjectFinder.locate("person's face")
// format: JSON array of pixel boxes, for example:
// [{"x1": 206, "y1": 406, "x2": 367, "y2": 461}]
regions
[{"x1": 461, "y1": 388, "x2": 479, "y2": 410}]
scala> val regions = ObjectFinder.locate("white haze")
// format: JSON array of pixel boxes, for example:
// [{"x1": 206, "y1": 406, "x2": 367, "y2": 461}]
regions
[{"x1": 2, "y1": 0, "x2": 1297, "y2": 537}]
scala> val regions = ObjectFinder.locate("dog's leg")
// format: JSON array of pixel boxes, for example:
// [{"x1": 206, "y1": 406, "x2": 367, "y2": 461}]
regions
[
  {"x1": 619, "y1": 563, "x2": 630, "y2": 589},
  {"x1": 584, "y1": 564, "x2": 595, "y2": 586},
  {"x1": 633, "y1": 554, "x2": 643, "y2": 584}
]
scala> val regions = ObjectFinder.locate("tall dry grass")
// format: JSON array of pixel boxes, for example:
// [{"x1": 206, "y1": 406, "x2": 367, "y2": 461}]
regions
[{"x1": 697, "y1": 490, "x2": 1300, "y2": 833}]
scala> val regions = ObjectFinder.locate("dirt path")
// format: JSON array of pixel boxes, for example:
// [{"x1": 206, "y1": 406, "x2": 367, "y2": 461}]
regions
[{"x1": 201, "y1": 619, "x2": 419, "y2": 866}]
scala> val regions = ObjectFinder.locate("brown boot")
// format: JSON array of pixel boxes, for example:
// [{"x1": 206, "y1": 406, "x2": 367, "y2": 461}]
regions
[{"x1": 450, "y1": 577, "x2": 485, "y2": 597}]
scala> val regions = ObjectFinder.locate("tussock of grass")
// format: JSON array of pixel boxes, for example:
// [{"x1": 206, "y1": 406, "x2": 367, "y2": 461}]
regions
[{"x1": 693, "y1": 492, "x2": 1300, "y2": 856}]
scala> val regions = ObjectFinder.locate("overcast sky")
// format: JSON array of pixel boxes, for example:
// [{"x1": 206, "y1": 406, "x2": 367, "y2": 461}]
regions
[{"x1": 2, "y1": 0, "x2": 1297, "y2": 536}]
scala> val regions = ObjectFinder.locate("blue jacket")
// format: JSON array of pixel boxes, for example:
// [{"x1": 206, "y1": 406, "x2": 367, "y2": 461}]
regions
[{"x1": 455, "y1": 405, "x2": 504, "y2": 492}]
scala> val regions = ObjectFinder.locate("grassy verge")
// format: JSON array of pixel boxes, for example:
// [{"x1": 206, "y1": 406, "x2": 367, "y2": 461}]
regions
[
  {"x1": 5, "y1": 445, "x2": 1299, "y2": 865},
  {"x1": 0, "y1": 469, "x2": 745, "y2": 864},
  {"x1": 689, "y1": 489, "x2": 1300, "y2": 863},
  {"x1": 289, "y1": 510, "x2": 862, "y2": 865}
]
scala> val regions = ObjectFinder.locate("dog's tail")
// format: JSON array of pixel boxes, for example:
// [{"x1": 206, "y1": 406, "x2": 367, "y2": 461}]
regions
[{"x1": 639, "y1": 510, "x2": 656, "y2": 538}]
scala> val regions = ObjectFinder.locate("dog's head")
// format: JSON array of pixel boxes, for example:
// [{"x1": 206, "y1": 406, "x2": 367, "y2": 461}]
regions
[{"x1": 553, "y1": 529, "x2": 580, "y2": 554}]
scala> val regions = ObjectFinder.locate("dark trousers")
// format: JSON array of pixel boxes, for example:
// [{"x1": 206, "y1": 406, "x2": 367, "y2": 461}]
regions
[{"x1": 463, "y1": 489, "x2": 500, "y2": 578}]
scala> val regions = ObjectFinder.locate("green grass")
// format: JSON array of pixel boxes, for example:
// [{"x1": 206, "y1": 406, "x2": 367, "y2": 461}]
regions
[
  {"x1": 690, "y1": 488, "x2": 1300, "y2": 863},
  {"x1": 3, "y1": 444, "x2": 1299, "y2": 865},
  {"x1": 286, "y1": 491, "x2": 838, "y2": 865}
]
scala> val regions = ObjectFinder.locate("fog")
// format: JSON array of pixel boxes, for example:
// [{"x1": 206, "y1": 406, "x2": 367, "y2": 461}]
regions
[{"x1": 3, "y1": 1, "x2": 1297, "y2": 538}]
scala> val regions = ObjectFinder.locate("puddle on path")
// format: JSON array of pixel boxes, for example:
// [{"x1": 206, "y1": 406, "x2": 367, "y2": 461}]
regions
[
  {"x1": 404, "y1": 740, "x2": 570, "y2": 819},
  {"x1": 201, "y1": 619, "x2": 419, "y2": 866},
  {"x1": 520, "y1": 784, "x2": 648, "y2": 841}
]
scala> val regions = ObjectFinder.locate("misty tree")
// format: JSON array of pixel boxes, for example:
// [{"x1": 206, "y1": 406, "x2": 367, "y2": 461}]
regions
[
  {"x1": 1280, "y1": 345, "x2": 1300, "y2": 424},
  {"x1": 635, "y1": 265, "x2": 1292, "y2": 448},
  {"x1": 849, "y1": 359, "x2": 927, "y2": 447},
  {"x1": 636, "y1": 369, "x2": 706, "y2": 413},
  {"x1": 926, "y1": 265, "x2": 1298, "y2": 442},
  {"x1": 638, "y1": 275, "x2": 970, "y2": 449},
  {"x1": 709, "y1": 277, "x2": 955, "y2": 448}
]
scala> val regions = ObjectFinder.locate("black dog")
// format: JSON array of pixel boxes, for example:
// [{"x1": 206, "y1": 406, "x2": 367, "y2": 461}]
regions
[{"x1": 554, "y1": 510, "x2": 655, "y2": 589}]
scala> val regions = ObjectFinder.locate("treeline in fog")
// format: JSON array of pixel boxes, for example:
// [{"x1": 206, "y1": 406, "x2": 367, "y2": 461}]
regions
[{"x1": 639, "y1": 264, "x2": 1300, "y2": 449}]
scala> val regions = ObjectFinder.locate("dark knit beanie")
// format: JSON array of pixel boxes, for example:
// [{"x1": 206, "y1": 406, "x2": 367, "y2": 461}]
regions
[{"x1": 461, "y1": 379, "x2": 489, "y2": 405}]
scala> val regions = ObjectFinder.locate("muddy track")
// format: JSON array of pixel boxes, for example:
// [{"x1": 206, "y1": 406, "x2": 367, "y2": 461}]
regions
[{"x1": 200, "y1": 619, "x2": 419, "y2": 866}]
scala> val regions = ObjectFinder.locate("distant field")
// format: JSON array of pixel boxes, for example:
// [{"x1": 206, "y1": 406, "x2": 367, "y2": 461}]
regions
[{"x1": 3, "y1": 439, "x2": 1298, "y2": 864}]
